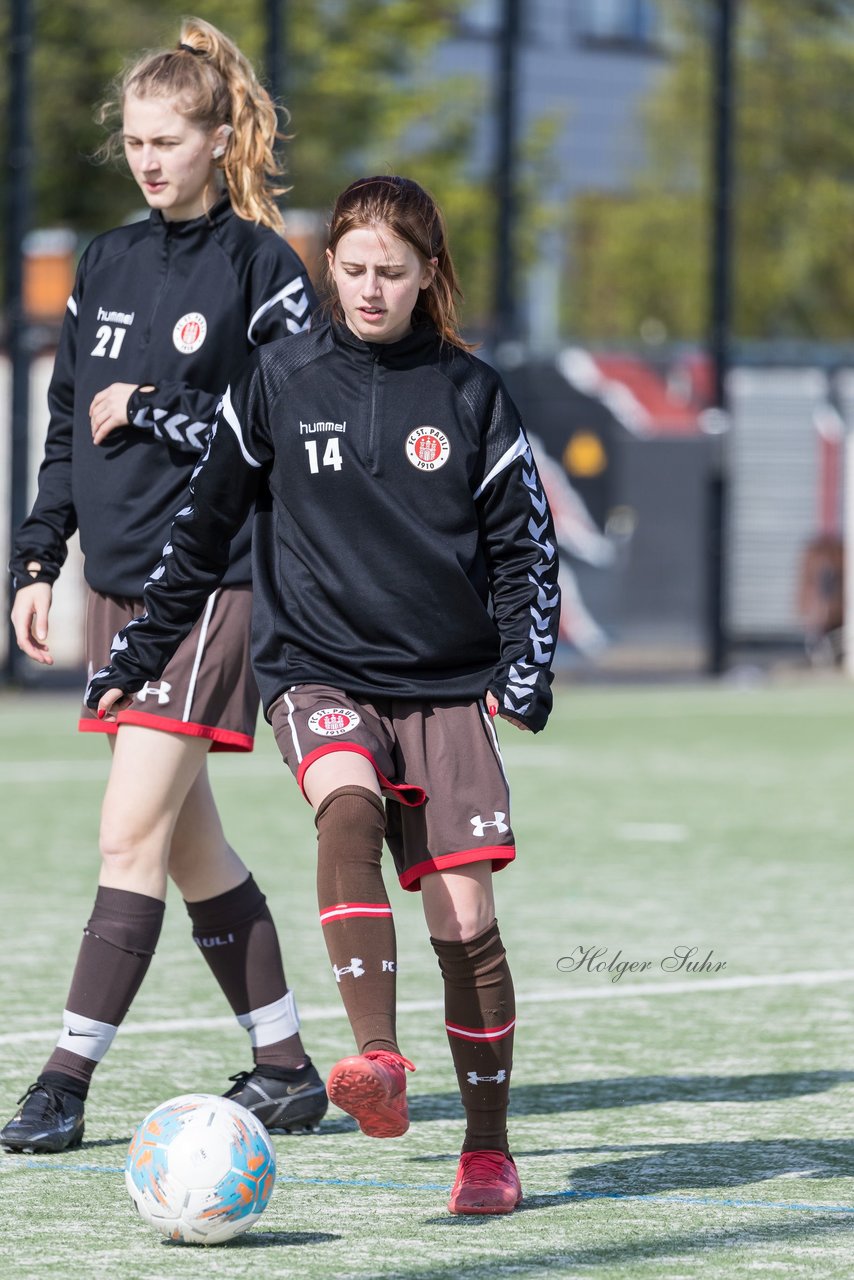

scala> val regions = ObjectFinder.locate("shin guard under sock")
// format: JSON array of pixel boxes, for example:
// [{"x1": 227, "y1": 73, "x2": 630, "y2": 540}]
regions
[
  {"x1": 41, "y1": 886, "x2": 165, "y2": 1093},
  {"x1": 185, "y1": 874, "x2": 304, "y2": 1070},
  {"x1": 316, "y1": 786, "x2": 398, "y2": 1054},
  {"x1": 431, "y1": 919, "x2": 515, "y2": 1154}
]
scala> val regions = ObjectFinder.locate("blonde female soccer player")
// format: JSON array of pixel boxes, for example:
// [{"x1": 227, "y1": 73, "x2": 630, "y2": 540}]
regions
[{"x1": 3, "y1": 18, "x2": 327, "y2": 1154}]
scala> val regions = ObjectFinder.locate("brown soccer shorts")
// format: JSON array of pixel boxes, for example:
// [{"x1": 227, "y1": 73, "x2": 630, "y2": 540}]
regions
[
  {"x1": 272, "y1": 684, "x2": 515, "y2": 890},
  {"x1": 79, "y1": 585, "x2": 259, "y2": 752}
]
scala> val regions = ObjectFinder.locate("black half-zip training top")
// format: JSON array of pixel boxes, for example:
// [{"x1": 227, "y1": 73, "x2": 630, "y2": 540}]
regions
[
  {"x1": 86, "y1": 319, "x2": 561, "y2": 731},
  {"x1": 10, "y1": 195, "x2": 315, "y2": 597}
]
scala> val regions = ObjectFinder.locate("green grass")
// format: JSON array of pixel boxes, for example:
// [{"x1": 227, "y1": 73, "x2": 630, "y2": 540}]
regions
[{"x1": 1, "y1": 681, "x2": 853, "y2": 1278}]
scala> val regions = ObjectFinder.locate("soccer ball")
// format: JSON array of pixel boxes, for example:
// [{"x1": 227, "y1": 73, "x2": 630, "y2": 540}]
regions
[{"x1": 125, "y1": 1093, "x2": 276, "y2": 1245}]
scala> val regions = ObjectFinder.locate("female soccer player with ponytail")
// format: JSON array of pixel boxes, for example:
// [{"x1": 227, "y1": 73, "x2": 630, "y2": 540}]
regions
[
  {"x1": 3, "y1": 18, "x2": 327, "y2": 1154},
  {"x1": 85, "y1": 175, "x2": 561, "y2": 1214}
]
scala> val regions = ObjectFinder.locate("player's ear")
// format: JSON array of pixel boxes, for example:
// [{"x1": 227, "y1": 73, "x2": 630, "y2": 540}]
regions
[{"x1": 420, "y1": 257, "x2": 438, "y2": 290}]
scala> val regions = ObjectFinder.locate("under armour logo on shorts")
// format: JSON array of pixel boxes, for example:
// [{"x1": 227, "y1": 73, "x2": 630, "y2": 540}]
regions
[
  {"x1": 136, "y1": 681, "x2": 172, "y2": 706},
  {"x1": 470, "y1": 811, "x2": 509, "y2": 837}
]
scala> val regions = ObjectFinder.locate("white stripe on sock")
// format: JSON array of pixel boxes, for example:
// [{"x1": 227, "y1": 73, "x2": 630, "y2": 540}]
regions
[
  {"x1": 56, "y1": 1009, "x2": 118, "y2": 1062},
  {"x1": 236, "y1": 989, "x2": 300, "y2": 1047}
]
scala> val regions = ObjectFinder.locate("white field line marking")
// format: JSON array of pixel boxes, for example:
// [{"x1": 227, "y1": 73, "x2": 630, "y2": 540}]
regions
[
  {"x1": 4, "y1": 968, "x2": 854, "y2": 1046},
  {"x1": 617, "y1": 822, "x2": 688, "y2": 842},
  {"x1": 0, "y1": 747, "x2": 566, "y2": 784},
  {"x1": 0, "y1": 762, "x2": 109, "y2": 783},
  {"x1": 552, "y1": 695, "x2": 854, "y2": 720}
]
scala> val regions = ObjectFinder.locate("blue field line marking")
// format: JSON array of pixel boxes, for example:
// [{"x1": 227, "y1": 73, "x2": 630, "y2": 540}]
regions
[{"x1": 4, "y1": 1160, "x2": 853, "y2": 1213}]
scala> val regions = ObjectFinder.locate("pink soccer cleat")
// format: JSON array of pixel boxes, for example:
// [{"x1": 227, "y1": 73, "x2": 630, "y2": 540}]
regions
[
  {"x1": 326, "y1": 1050, "x2": 415, "y2": 1138},
  {"x1": 448, "y1": 1150, "x2": 523, "y2": 1215}
]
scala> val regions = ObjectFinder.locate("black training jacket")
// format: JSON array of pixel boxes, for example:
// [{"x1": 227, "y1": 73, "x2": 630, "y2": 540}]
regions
[
  {"x1": 9, "y1": 195, "x2": 315, "y2": 598},
  {"x1": 86, "y1": 319, "x2": 561, "y2": 731}
]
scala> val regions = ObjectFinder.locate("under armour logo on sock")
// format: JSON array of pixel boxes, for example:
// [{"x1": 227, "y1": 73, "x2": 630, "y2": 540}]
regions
[
  {"x1": 136, "y1": 680, "x2": 172, "y2": 705},
  {"x1": 333, "y1": 957, "x2": 365, "y2": 982},
  {"x1": 470, "y1": 812, "x2": 509, "y2": 837},
  {"x1": 466, "y1": 1069, "x2": 507, "y2": 1085}
]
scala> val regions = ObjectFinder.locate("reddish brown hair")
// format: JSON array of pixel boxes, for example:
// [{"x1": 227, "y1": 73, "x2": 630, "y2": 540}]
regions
[{"x1": 326, "y1": 176, "x2": 475, "y2": 350}]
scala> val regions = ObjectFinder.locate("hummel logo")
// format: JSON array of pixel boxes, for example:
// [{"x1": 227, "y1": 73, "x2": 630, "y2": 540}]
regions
[{"x1": 300, "y1": 419, "x2": 347, "y2": 434}]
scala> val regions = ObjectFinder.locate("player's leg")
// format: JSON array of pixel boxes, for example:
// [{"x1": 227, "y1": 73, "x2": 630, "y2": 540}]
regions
[
  {"x1": 271, "y1": 690, "x2": 415, "y2": 1138},
  {"x1": 169, "y1": 766, "x2": 327, "y2": 1132},
  {"x1": 393, "y1": 698, "x2": 521, "y2": 1212},
  {"x1": 1, "y1": 725, "x2": 208, "y2": 1153},
  {"x1": 307, "y1": 752, "x2": 415, "y2": 1137},
  {"x1": 422, "y1": 866, "x2": 521, "y2": 1213}
]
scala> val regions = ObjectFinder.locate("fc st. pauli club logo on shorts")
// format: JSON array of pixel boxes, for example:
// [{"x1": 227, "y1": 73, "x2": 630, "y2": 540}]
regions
[
  {"x1": 173, "y1": 312, "x2": 207, "y2": 354},
  {"x1": 308, "y1": 708, "x2": 361, "y2": 737},
  {"x1": 405, "y1": 426, "x2": 450, "y2": 471}
]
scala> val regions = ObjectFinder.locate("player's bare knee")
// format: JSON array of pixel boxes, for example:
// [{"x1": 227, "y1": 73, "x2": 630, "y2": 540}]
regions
[
  {"x1": 167, "y1": 837, "x2": 239, "y2": 895},
  {"x1": 98, "y1": 817, "x2": 165, "y2": 874},
  {"x1": 424, "y1": 899, "x2": 494, "y2": 944}
]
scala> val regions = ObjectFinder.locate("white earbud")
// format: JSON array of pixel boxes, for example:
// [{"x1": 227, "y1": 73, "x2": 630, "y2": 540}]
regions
[{"x1": 212, "y1": 124, "x2": 233, "y2": 161}]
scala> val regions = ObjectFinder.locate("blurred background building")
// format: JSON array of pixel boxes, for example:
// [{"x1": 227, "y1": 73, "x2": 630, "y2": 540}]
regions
[{"x1": 3, "y1": 0, "x2": 852, "y2": 682}]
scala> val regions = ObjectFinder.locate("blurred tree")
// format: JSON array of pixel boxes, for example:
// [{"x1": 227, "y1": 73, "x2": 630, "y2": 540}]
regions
[
  {"x1": 0, "y1": 0, "x2": 554, "y2": 329},
  {"x1": 568, "y1": 0, "x2": 854, "y2": 343}
]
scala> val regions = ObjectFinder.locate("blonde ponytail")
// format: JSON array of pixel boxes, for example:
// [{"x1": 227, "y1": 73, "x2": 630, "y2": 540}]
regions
[
  {"x1": 178, "y1": 18, "x2": 288, "y2": 232},
  {"x1": 97, "y1": 16, "x2": 289, "y2": 233}
]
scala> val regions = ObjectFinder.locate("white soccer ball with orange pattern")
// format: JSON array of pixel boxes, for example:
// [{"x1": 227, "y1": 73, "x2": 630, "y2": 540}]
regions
[{"x1": 125, "y1": 1093, "x2": 276, "y2": 1244}]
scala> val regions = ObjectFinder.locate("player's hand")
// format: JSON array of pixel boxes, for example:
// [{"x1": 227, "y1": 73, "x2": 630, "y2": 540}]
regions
[
  {"x1": 11, "y1": 580, "x2": 54, "y2": 665},
  {"x1": 90, "y1": 383, "x2": 138, "y2": 444},
  {"x1": 486, "y1": 689, "x2": 531, "y2": 732},
  {"x1": 96, "y1": 688, "x2": 134, "y2": 721}
]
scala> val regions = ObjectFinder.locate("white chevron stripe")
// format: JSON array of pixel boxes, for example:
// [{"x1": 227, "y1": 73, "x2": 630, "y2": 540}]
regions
[
  {"x1": 247, "y1": 276, "x2": 310, "y2": 344},
  {"x1": 221, "y1": 384, "x2": 262, "y2": 468},
  {"x1": 474, "y1": 428, "x2": 529, "y2": 499}
]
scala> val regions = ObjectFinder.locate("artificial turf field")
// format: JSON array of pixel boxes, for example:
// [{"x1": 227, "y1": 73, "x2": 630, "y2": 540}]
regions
[{"x1": 0, "y1": 680, "x2": 852, "y2": 1279}]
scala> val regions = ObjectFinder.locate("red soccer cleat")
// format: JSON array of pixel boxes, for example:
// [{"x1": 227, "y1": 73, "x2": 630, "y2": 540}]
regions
[
  {"x1": 326, "y1": 1050, "x2": 415, "y2": 1138},
  {"x1": 448, "y1": 1150, "x2": 523, "y2": 1215}
]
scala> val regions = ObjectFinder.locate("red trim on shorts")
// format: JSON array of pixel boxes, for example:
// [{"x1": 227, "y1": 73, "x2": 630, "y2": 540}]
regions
[
  {"x1": 398, "y1": 845, "x2": 516, "y2": 893},
  {"x1": 77, "y1": 712, "x2": 253, "y2": 753},
  {"x1": 296, "y1": 743, "x2": 426, "y2": 806}
]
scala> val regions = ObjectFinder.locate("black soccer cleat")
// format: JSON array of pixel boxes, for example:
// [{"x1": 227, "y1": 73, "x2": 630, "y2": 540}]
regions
[
  {"x1": 1, "y1": 1082, "x2": 86, "y2": 1154},
  {"x1": 224, "y1": 1061, "x2": 328, "y2": 1133}
]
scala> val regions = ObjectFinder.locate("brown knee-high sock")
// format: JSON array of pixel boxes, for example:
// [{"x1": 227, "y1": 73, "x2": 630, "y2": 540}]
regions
[
  {"x1": 430, "y1": 918, "x2": 515, "y2": 1155},
  {"x1": 185, "y1": 874, "x2": 306, "y2": 1071},
  {"x1": 316, "y1": 786, "x2": 398, "y2": 1055},
  {"x1": 40, "y1": 887, "x2": 165, "y2": 1096}
]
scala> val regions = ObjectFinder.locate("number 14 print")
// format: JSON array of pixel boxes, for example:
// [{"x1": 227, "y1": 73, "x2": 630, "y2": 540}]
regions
[{"x1": 304, "y1": 438, "x2": 343, "y2": 473}]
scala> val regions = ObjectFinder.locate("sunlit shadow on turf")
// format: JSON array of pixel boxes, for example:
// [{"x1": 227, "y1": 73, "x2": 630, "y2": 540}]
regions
[
  {"x1": 158, "y1": 1230, "x2": 340, "y2": 1247},
  {"x1": 404, "y1": 1070, "x2": 854, "y2": 1128}
]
